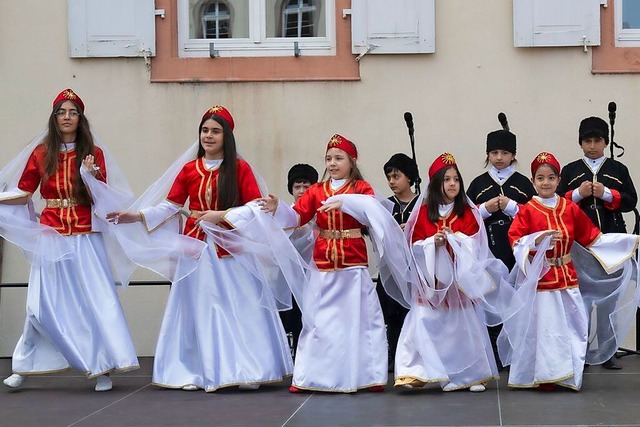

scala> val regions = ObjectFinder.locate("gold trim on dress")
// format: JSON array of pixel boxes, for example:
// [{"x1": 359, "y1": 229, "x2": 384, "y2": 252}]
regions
[
  {"x1": 318, "y1": 228, "x2": 362, "y2": 239},
  {"x1": 45, "y1": 198, "x2": 78, "y2": 208},
  {"x1": 0, "y1": 191, "x2": 31, "y2": 203}
]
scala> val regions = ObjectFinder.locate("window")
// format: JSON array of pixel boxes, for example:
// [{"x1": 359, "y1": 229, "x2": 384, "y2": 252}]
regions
[
  {"x1": 178, "y1": 0, "x2": 334, "y2": 57},
  {"x1": 593, "y1": 0, "x2": 640, "y2": 73},
  {"x1": 201, "y1": 1, "x2": 231, "y2": 38},
  {"x1": 281, "y1": 0, "x2": 317, "y2": 37},
  {"x1": 615, "y1": 0, "x2": 640, "y2": 45}
]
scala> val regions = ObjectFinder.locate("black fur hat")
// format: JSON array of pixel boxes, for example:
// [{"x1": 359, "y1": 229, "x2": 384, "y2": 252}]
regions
[
  {"x1": 287, "y1": 164, "x2": 319, "y2": 195},
  {"x1": 486, "y1": 130, "x2": 516, "y2": 154},
  {"x1": 383, "y1": 153, "x2": 418, "y2": 185},
  {"x1": 579, "y1": 116, "x2": 609, "y2": 145}
]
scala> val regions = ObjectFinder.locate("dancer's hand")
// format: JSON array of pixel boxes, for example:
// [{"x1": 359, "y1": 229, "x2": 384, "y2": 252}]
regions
[
  {"x1": 257, "y1": 194, "x2": 279, "y2": 213},
  {"x1": 106, "y1": 211, "x2": 142, "y2": 224}
]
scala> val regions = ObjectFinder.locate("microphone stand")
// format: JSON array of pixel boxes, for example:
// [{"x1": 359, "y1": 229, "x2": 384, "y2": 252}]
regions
[
  {"x1": 404, "y1": 112, "x2": 421, "y2": 195},
  {"x1": 609, "y1": 112, "x2": 624, "y2": 159},
  {"x1": 409, "y1": 130, "x2": 421, "y2": 195}
]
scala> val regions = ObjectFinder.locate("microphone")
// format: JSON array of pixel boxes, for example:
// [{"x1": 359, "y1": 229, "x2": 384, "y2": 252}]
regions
[
  {"x1": 608, "y1": 101, "x2": 617, "y2": 126},
  {"x1": 497, "y1": 112, "x2": 509, "y2": 132},
  {"x1": 404, "y1": 112, "x2": 414, "y2": 136}
]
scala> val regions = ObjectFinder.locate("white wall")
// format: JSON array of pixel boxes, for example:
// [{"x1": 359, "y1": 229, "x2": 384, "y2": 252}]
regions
[{"x1": 1, "y1": 0, "x2": 638, "y2": 355}]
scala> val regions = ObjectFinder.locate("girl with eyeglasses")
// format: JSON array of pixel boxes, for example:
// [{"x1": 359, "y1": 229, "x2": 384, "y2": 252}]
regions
[{"x1": 0, "y1": 88, "x2": 139, "y2": 392}]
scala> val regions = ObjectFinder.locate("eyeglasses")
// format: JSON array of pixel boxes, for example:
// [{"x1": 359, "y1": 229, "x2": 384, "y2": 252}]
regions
[{"x1": 55, "y1": 109, "x2": 80, "y2": 118}]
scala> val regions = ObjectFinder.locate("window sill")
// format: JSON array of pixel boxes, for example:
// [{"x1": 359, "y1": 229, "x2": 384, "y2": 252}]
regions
[{"x1": 151, "y1": 0, "x2": 359, "y2": 82}]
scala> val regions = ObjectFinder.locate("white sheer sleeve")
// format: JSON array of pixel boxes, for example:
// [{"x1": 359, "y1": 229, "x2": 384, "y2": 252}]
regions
[{"x1": 140, "y1": 201, "x2": 181, "y2": 232}]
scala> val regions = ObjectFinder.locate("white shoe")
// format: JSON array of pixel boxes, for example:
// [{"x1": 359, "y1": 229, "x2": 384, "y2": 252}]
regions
[
  {"x1": 443, "y1": 382, "x2": 460, "y2": 392},
  {"x1": 469, "y1": 384, "x2": 486, "y2": 392},
  {"x1": 239, "y1": 384, "x2": 260, "y2": 391},
  {"x1": 182, "y1": 385, "x2": 198, "y2": 391},
  {"x1": 3, "y1": 374, "x2": 25, "y2": 388},
  {"x1": 95, "y1": 375, "x2": 112, "y2": 392}
]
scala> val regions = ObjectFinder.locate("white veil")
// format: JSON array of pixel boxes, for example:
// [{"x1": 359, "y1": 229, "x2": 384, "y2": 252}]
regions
[{"x1": 0, "y1": 130, "x2": 136, "y2": 276}]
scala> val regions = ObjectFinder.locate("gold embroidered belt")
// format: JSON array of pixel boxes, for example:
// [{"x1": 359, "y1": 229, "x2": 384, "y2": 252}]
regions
[
  {"x1": 546, "y1": 254, "x2": 572, "y2": 267},
  {"x1": 319, "y1": 229, "x2": 362, "y2": 239},
  {"x1": 190, "y1": 210, "x2": 205, "y2": 219},
  {"x1": 45, "y1": 198, "x2": 77, "y2": 208}
]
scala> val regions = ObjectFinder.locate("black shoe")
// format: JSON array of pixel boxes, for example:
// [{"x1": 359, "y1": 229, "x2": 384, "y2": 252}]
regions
[{"x1": 602, "y1": 356, "x2": 622, "y2": 370}]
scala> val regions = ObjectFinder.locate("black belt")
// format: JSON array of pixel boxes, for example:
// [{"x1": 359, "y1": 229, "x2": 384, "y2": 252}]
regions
[
  {"x1": 588, "y1": 203, "x2": 604, "y2": 210},
  {"x1": 487, "y1": 219, "x2": 511, "y2": 227}
]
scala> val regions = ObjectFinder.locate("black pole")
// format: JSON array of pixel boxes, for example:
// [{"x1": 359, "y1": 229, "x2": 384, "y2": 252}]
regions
[
  {"x1": 608, "y1": 101, "x2": 624, "y2": 158},
  {"x1": 404, "y1": 112, "x2": 421, "y2": 194}
]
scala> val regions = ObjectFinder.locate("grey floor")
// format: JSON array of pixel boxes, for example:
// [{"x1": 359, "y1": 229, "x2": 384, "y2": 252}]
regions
[{"x1": 2, "y1": 355, "x2": 640, "y2": 427}]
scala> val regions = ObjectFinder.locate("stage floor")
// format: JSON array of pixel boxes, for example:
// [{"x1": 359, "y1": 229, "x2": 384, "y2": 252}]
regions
[{"x1": 2, "y1": 355, "x2": 640, "y2": 427}]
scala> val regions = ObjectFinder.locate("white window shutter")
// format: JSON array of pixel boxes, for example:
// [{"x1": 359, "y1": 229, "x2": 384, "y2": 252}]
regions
[
  {"x1": 68, "y1": 0, "x2": 156, "y2": 57},
  {"x1": 351, "y1": 0, "x2": 435, "y2": 55},
  {"x1": 513, "y1": 0, "x2": 602, "y2": 47}
]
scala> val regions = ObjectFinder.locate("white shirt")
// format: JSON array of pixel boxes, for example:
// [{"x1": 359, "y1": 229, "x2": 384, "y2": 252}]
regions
[
  {"x1": 330, "y1": 178, "x2": 347, "y2": 190},
  {"x1": 488, "y1": 164, "x2": 515, "y2": 186},
  {"x1": 439, "y1": 202, "x2": 453, "y2": 217},
  {"x1": 478, "y1": 164, "x2": 520, "y2": 220},
  {"x1": 61, "y1": 143, "x2": 75, "y2": 152},
  {"x1": 570, "y1": 156, "x2": 613, "y2": 203},
  {"x1": 204, "y1": 158, "x2": 223, "y2": 170}
]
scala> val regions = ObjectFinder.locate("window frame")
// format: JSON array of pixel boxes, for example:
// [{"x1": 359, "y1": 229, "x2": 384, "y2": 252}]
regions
[
  {"x1": 592, "y1": 0, "x2": 640, "y2": 73},
  {"x1": 177, "y1": 0, "x2": 335, "y2": 58},
  {"x1": 281, "y1": 0, "x2": 317, "y2": 38},
  {"x1": 150, "y1": 0, "x2": 359, "y2": 82},
  {"x1": 614, "y1": 0, "x2": 640, "y2": 46},
  {"x1": 201, "y1": 1, "x2": 232, "y2": 39}
]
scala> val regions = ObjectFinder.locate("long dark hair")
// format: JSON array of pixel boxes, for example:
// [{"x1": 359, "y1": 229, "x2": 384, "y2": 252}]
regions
[
  {"x1": 43, "y1": 100, "x2": 95, "y2": 205},
  {"x1": 425, "y1": 165, "x2": 467, "y2": 223},
  {"x1": 197, "y1": 114, "x2": 238, "y2": 209}
]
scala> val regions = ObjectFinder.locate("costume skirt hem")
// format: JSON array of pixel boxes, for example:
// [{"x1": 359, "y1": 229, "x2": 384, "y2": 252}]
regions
[
  {"x1": 442, "y1": 375, "x2": 498, "y2": 391},
  {"x1": 291, "y1": 381, "x2": 387, "y2": 394},
  {"x1": 394, "y1": 375, "x2": 448, "y2": 387},
  {"x1": 153, "y1": 374, "x2": 292, "y2": 392},
  {"x1": 13, "y1": 364, "x2": 140, "y2": 378},
  {"x1": 508, "y1": 373, "x2": 579, "y2": 390}
]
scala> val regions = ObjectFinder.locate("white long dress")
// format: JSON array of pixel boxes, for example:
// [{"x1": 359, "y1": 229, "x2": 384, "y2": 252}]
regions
[
  {"x1": 0, "y1": 139, "x2": 139, "y2": 378},
  {"x1": 152, "y1": 239, "x2": 293, "y2": 391},
  {"x1": 10, "y1": 233, "x2": 139, "y2": 377},
  {"x1": 267, "y1": 189, "x2": 412, "y2": 392},
  {"x1": 106, "y1": 155, "x2": 294, "y2": 392}
]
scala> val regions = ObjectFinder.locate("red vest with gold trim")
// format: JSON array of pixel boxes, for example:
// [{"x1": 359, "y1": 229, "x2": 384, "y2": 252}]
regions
[
  {"x1": 18, "y1": 145, "x2": 106, "y2": 236},
  {"x1": 166, "y1": 157, "x2": 261, "y2": 256},
  {"x1": 294, "y1": 179, "x2": 373, "y2": 271},
  {"x1": 509, "y1": 197, "x2": 601, "y2": 290}
]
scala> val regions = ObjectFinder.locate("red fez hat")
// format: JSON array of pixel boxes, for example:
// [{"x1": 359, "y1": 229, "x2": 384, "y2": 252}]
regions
[
  {"x1": 53, "y1": 88, "x2": 84, "y2": 112},
  {"x1": 530, "y1": 152, "x2": 561, "y2": 176},
  {"x1": 428, "y1": 152, "x2": 457, "y2": 179},
  {"x1": 202, "y1": 105, "x2": 234, "y2": 131},
  {"x1": 326, "y1": 134, "x2": 357, "y2": 159}
]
